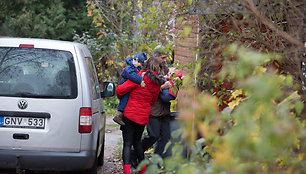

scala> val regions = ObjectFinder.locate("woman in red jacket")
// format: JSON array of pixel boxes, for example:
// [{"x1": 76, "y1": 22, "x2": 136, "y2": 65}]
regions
[{"x1": 116, "y1": 57, "x2": 165, "y2": 174}]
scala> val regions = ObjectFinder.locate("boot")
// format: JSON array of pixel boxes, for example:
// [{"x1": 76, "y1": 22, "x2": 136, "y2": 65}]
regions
[
  {"x1": 139, "y1": 165, "x2": 146, "y2": 174},
  {"x1": 123, "y1": 164, "x2": 130, "y2": 174},
  {"x1": 130, "y1": 150, "x2": 138, "y2": 169},
  {"x1": 113, "y1": 112, "x2": 125, "y2": 126}
]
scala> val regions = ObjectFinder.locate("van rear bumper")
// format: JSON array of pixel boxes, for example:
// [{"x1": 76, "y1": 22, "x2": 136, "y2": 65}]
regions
[{"x1": 0, "y1": 149, "x2": 95, "y2": 171}]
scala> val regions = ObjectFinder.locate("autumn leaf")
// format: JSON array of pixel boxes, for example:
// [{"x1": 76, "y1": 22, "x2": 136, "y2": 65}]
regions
[
  {"x1": 228, "y1": 97, "x2": 242, "y2": 111},
  {"x1": 231, "y1": 89, "x2": 243, "y2": 99},
  {"x1": 107, "y1": 60, "x2": 114, "y2": 65},
  {"x1": 87, "y1": 10, "x2": 92, "y2": 17},
  {"x1": 253, "y1": 66, "x2": 267, "y2": 75},
  {"x1": 137, "y1": 0, "x2": 142, "y2": 8}
]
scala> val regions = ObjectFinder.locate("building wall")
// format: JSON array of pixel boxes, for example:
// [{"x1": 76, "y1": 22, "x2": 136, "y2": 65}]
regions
[{"x1": 174, "y1": 14, "x2": 199, "y2": 71}]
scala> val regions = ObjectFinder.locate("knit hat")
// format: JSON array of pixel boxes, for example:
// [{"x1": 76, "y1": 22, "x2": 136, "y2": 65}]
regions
[{"x1": 134, "y1": 52, "x2": 147, "y2": 64}]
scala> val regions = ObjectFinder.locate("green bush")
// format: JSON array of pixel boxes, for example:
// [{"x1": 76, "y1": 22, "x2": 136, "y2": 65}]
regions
[
  {"x1": 104, "y1": 97, "x2": 119, "y2": 115},
  {"x1": 141, "y1": 44, "x2": 305, "y2": 174}
]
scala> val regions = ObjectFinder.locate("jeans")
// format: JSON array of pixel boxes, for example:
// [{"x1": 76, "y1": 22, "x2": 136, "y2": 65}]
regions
[{"x1": 141, "y1": 116, "x2": 171, "y2": 157}]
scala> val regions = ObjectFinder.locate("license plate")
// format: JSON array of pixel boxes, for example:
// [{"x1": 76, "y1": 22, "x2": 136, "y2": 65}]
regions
[{"x1": 0, "y1": 116, "x2": 45, "y2": 129}]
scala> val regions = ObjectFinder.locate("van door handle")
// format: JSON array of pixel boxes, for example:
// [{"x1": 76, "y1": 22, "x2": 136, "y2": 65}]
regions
[{"x1": 13, "y1": 133, "x2": 29, "y2": 140}]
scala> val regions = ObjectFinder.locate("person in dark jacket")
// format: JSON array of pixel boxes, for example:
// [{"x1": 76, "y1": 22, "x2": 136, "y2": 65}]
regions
[
  {"x1": 153, "y1": 66, "x2": 184, "y2": 157},
  {"x1": 116, "y1": 57, "x2": 165, "y2": 174},
  {"x1": 113, "y1": 52, "x2": 147, "y2": 126}
]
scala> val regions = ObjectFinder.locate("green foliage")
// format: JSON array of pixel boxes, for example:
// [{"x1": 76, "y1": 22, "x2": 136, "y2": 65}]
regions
[
  {"x1": 83, "y1": 0, "x2": 178, "y2": 87},
  {"x1": 0, "y1": 0, "x2": 94, "y2": 41},
  {"x1": 194, "y1": 0, "x2": 305, "y2": 109},
  {"x1": 73, "y1": 30, "x2": 125, "y2": 83},
  {"x1": 144, "y1": 44, "x2": 305, "y2": 173},
  {"x1": 104, "y1": 97, "x2": 119, "y2": 115},
  {"x1": 74, "y1": 30, "x2": 119, "y2": 62},
  {"x1": 134, "y1": 0, "x2": 176, "y2": 54}
]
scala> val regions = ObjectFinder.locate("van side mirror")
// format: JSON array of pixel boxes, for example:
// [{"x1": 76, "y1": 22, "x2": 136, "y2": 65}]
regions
[{"x1": 101, "y1": 82, "x2": 115, "y2": 98}]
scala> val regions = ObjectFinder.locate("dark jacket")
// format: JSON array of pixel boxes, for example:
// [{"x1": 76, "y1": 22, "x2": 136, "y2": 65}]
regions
[
  {"x1": 150, "y1": 96, "x2": 171, "y2": 117},
  {"x1": 119, "y1": 56, "x2": 142, "y2": 85},
  {"x1": 150, "y1": 64, "x2": 171, "y2": 117}
]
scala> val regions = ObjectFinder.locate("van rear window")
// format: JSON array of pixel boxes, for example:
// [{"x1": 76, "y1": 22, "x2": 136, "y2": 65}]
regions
[{"x1": 0, "y1": 47, "x2": 77, "y2": 99}]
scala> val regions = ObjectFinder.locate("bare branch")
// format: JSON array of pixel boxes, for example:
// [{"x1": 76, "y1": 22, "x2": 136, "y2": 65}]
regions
[
  {"x1": 288, "y1": 0, "x2": 305, "y2": 18},
  {"x1": 244, "y1": 0, "x2": 305, "y2": 49},
  {"x1": 94, "y1": 0, "x2": 121, "y2": 33}
]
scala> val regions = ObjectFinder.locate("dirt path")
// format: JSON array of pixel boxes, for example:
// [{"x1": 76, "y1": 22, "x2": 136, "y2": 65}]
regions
[{"x1": 99, "y1": 115, "x2": 122, "y2": 174}]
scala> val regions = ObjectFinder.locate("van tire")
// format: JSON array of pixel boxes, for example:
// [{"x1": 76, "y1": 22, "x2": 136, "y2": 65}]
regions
[
  {"x1": 80, "y1": 157, "x2": 98, "y2": 174},
  {"x1": 97, "y1": 134, "x2": 105, "y2": 166},
  {"x1": 79, "y1": 137, "x2": 100, "y2": 174}
]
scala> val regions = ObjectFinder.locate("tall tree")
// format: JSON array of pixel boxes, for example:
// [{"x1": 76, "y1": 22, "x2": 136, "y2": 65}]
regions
[{"x1": 0, "y1": 0, "x2": 95, "y2": 41}]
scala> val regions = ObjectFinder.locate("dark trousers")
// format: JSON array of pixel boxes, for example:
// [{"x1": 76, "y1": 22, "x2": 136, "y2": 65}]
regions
[
  {"x1": 141, "y1": 116, "x2": 171, "y2": 157},
  {"x1": 121, "y1": 117, "x2": 145, "y2": 165}
]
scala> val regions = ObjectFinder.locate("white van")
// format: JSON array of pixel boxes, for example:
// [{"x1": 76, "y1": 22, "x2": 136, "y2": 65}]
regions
[{"x1": 0, "y1": 38, "x2": 115, "y2": 173}]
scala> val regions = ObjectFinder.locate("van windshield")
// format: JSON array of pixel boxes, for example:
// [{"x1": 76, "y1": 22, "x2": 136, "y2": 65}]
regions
[{"x1": 0, "y1": 47, "x2": 77, "y2": 99}]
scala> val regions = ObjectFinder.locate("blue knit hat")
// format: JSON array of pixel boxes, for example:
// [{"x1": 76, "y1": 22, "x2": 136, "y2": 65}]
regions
[{"x1": 134, "y1": 52, "x2": 147, "y2": 64}]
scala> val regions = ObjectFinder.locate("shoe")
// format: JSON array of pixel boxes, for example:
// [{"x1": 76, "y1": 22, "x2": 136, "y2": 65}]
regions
[
  {"x1": 130, "y1": 151, "x2": 138, "y2": 169},
  {"x1": 123, "y1": 164, "x2": 131, "y2": 174},
  {"x1": 113, "y1": 113, "x2": 125, "y2": 126}
]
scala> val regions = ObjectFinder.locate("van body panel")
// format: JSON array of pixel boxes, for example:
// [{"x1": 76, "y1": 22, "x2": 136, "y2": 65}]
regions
[
  {"x1": 74, "y1": 45, "x2": 101, "y2": 152},
  {"x1": 0, "y1": 98, "x2": 82, "y2": 152}
]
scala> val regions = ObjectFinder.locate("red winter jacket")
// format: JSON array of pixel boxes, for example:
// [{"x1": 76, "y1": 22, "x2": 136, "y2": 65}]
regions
[{"x1": 116, "y1": 70, "x2": 162, "y2": 125}]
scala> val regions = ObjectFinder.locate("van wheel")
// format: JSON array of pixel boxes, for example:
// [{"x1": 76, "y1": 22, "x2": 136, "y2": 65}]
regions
[
  {"x1": 97, "y1": 134, "x2": 105, "y2": 166},
  {"x1": 80, "y1": 158, "x2": 97, "y2": 174}
]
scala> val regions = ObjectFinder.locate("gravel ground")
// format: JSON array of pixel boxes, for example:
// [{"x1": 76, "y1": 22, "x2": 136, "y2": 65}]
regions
[{"x1": 99, "y1": 115, "x2": 123, "y2": 174}]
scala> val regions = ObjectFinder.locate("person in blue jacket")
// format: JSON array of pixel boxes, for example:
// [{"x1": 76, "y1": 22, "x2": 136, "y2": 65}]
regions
[{"x1": 113, "y1": 52, "x2": 147, "y2": 126}]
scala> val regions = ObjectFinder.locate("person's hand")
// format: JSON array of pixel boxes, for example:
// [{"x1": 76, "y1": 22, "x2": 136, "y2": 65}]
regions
[
  {"x1": 141, "y1": 80, "x2": 146, "y2": 88},
  {"x1": 161, "y1": 81, "x2": 171, "y2": 89},
  {"x1": 173, "y1": 77, "x2": 180, "y2": 81}
]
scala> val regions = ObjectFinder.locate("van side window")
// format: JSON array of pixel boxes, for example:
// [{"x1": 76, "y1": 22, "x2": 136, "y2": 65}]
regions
[{"x1": 85, "y1": 57, "x2": 100, "y2": 100}]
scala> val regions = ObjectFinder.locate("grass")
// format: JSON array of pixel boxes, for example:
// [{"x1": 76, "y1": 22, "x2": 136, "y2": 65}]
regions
[{"x1": 115, "y1": 139, "x2": 123, "y2": 160}]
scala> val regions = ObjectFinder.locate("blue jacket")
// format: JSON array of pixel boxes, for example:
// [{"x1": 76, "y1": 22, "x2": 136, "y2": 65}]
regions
[
  {"x1": 119, "y1": 56, "x2": 143, "y2": 85},
  {"x1": 159, "y1": 89, "x2": 175, "y2": 102}
]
